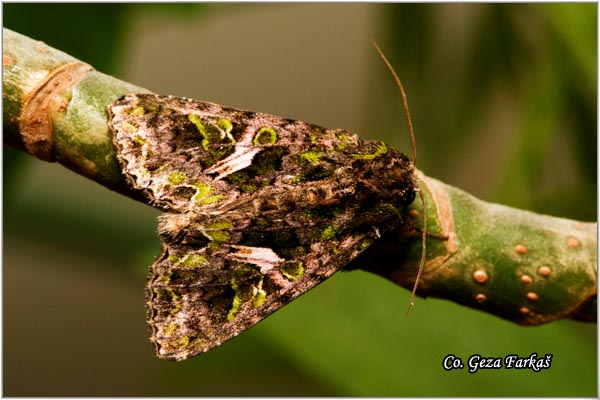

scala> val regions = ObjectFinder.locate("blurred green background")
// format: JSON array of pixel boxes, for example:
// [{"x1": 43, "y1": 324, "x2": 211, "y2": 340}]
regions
[{"x1": 3, "y1": 3, "x2": 596, "y2": 396}]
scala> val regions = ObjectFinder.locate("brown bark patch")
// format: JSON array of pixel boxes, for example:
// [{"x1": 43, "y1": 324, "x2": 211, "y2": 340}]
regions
[{"x1": 19, "y1": 62, "x2": 92, "y2": 161}]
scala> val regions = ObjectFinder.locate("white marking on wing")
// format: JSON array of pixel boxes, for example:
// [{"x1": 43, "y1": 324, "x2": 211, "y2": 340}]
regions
[
  {"x1": 229, "y1": 245, "x2": 284, "y2": 273},
  {"x1": 205, "y1": 146, "x2": 261, "y2": 180},
  {"x1": 205, "y1": 128, "x2": 260, "y2": 180}
]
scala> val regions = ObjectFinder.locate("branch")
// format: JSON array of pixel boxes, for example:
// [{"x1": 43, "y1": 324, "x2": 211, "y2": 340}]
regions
[
  {"x1": 3, "y1": 28, "x2": 148, "y2": 198},
  {"x1": 351, "y1": 172, "x2": 597, "y2": 324},
  {"x1": 3, "y1": 28, "x2": 596, "y2": 332}
]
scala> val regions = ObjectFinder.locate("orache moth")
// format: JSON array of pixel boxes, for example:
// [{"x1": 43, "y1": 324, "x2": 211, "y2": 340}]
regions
[{"x1": 109, "y1": 93, "x2": 417, "y2": 361}]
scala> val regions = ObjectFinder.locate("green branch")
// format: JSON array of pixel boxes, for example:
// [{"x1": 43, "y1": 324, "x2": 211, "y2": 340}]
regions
[
  {"x1": 3, "y1": 28, "x2": 596, "y2": 327},
  {"x1": 3, "y1": 28, "x2": 148, "y2": 197},
  {"x1": 352, "y1": 172, "x2": 597, "y2": 324}
]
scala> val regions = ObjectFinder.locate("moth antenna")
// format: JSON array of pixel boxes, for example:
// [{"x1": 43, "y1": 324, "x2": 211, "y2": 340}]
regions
[
  {"x1": 368, "y1": 35, "x2": 426, "y2": 317},
  {"x1": 367, "y1": 35, "x2": 417, "y2": 165},
  {"x1": 406, "y1": 190, "x2": 427, "y2": 317}
]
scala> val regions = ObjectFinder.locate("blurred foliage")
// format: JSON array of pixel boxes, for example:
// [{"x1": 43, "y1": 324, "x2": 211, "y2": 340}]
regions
[
  {"x1": 3, "y1": 3, "x2": 596, "y2": 397},
  {"x1": 372, "y1": 3, "x2": 596, "y2": 222}
]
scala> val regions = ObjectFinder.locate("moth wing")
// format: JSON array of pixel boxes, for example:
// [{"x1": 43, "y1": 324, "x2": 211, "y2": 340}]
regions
[
  {"x1": 148, "y1": 208, "x2": 380, "y2": 361},
  {"x1": 110, "y1": 93, "x2": 329, "y2": 212}
]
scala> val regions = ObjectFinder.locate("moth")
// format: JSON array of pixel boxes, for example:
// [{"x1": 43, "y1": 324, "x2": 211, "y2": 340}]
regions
[{"x1": 109, "y1": 91, "x2": 419, "y2": 361}]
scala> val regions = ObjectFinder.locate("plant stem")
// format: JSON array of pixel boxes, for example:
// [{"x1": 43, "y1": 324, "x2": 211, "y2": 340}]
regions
[
  {"x1": 351, "y1": 172, "x2": 597, "y2": 324},
  {"x1": 3, "y1": 28, "x2": 149, "y2": 196}
]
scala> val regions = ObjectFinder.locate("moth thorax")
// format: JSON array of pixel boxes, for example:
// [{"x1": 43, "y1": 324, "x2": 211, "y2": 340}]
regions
[
  {"x1": 303, "y1": 184, "x2": 336, "y2": 204},
  {"x1": 251, "y1": 194, "x2": 291, "y2": 213},
  {"x1": 251, "y1": 182, "x2": 339, "y2": 213}
]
